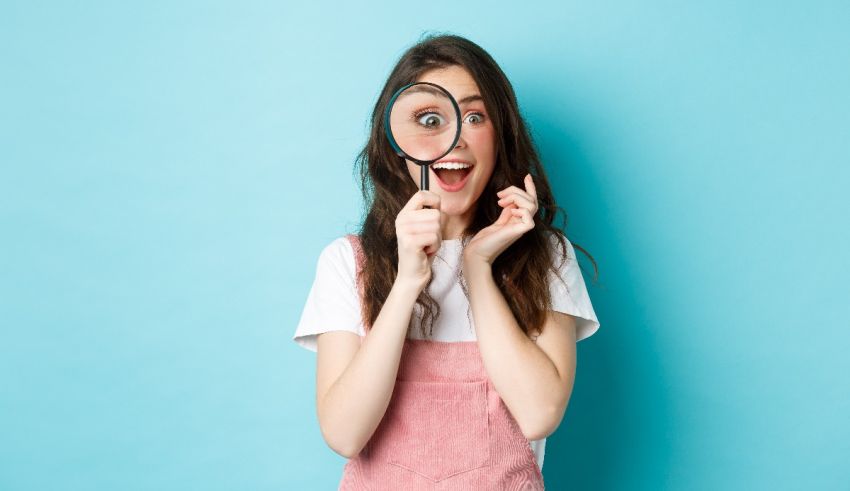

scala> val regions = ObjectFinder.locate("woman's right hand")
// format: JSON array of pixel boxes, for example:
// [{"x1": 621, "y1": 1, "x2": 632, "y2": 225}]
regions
[{"x1": 395, "y1": 190, "x2": 444, "y2": 291}]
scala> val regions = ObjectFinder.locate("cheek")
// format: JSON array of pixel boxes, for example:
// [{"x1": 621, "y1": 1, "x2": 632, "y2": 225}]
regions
[
  {"x1": 405, "y1": 160, "x2": 419, "y2": 179},
  {"x1": 467, "y1": 127, "x2": 496, "y2": 160},
  {"x1": 468, "y1": 127, "x2": 496, "y2": 175}
]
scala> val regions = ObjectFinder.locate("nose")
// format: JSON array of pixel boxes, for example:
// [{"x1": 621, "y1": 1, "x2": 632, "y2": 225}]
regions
[{"x1": 453, "y1": 125, "x2": 468, "y2": 149}]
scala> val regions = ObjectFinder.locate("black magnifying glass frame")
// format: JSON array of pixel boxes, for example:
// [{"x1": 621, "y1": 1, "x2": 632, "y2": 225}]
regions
[{"x1": 384, "y1": 81, "x2": 463, "y2": 191}]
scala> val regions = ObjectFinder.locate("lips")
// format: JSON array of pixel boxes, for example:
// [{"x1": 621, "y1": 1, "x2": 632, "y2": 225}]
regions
[{"x1": 432, "y1": 165, "x2": 473, "y2": 192}]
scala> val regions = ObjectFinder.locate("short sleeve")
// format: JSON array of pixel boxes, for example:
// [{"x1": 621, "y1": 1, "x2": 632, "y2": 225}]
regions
[
  {"x1": 547, "y1": 232, "x2": 601, "y2": 342},
  {"x1": 292, "y1": 236, "x2": 365, "y2": 352}
]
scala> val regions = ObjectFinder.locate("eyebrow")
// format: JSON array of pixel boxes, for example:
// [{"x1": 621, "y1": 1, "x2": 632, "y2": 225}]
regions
[
  {"x1": 397, "y1": 85, "x2": 444, "y2": 99},
  {"x1": 396, "y1": 85, "x2": 484, "y2": 106},
  {"x1": 457, "y1": 94, "x2": 483, "y2": 105}
]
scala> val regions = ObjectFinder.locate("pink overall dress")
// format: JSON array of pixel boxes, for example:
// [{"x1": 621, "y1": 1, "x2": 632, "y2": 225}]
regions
[{"x1": 338, "y1": 234, "x2": 545, "y2": 491}]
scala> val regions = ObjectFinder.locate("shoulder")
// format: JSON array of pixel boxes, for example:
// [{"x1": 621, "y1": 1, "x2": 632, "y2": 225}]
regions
[
  {"x1": 320, "y1": 235, "x2": 356, "y2": 259},
  {"x1": 543, "y1": 230, "x2": 601, "y2": 341},
  {"x1": 316, "y1": 235, "x2": 357, "y2": 277},
  {"x1": 545, "y1": 230, "x2": 576, "y2": 266}
]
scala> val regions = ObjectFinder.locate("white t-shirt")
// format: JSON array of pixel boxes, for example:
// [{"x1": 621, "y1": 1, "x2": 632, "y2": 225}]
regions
[{"x1": 293, "y1": 231, "x2": 601, "y2": 472}]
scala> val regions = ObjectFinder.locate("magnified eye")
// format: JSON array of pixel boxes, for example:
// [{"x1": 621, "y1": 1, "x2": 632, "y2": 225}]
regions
[{"x1": 413, "y1": 109, "x2": 445, "y2": 129}]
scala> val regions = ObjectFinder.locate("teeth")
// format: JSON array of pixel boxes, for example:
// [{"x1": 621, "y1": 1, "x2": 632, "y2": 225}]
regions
[{"x1": 432, "y1": 161, "x2": 472, "y2": 170}]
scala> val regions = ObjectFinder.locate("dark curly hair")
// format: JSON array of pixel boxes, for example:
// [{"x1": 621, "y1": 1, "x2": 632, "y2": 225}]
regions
[{"x1": 353, "y1": 32, "x2": 598, "y2": 338}]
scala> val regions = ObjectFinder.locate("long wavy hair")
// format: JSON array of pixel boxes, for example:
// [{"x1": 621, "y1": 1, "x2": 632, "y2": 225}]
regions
[{"x1": 353, "y1": 33, "x2": 598, "y2": 339}]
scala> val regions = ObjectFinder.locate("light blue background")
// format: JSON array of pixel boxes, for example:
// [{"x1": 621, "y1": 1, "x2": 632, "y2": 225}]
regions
[{"x1": 2, "y1": 1, "x2": 848, "y2": 490}]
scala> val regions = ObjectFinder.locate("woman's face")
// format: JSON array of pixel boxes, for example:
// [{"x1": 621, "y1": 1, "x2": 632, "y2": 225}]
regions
[{"x1": 404, "y1": 65, "x2": 496, "y2": 220}]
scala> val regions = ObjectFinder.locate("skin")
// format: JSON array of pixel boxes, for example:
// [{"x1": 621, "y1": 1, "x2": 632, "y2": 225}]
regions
[
  {"x1": 315, "y1": 64, "x2": 579, "y2": 458},
  {"x1": 403, "y1": 64, "x2": 497, "y2": 241}
]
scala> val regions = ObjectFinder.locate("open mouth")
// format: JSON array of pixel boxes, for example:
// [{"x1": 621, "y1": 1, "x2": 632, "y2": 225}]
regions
[{"x1": 433, "y1": 167, "x2": 473, "y2": 186}]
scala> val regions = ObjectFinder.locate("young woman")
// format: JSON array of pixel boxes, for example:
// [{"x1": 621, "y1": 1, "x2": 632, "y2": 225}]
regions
[{"x1": 293, "y1": 34, "x2": 600, "y2": 489}]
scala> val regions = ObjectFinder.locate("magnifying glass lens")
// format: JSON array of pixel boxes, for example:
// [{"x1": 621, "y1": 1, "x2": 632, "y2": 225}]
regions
[{"x1": 388, "y1": 85, "x2": 460, "y2": 162}]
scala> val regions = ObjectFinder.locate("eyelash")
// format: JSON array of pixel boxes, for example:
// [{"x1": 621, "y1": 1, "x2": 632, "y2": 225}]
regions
[
  {"x1": 464, "y1": 111, "x2": 486, "y2": 125},
  {"x1": 410, "y1": 109, "x2": 487, "y2": 124},
  {"x1": 411, "y1": 107, "x2": 440, "y2": 120}
]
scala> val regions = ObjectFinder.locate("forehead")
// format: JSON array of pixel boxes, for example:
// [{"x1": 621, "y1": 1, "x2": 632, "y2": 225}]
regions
[{"x1": 414, "y1": 65, "x2": 481, "y2": 102}]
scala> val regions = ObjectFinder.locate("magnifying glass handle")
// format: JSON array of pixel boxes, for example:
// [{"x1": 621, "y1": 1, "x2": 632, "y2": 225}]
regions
[
  {"x1": 420, "y1": 166, "x2": 433, "y2": 209},
  {"x1": 420, "y1": 165, "x2": 429, "y2": 191}
]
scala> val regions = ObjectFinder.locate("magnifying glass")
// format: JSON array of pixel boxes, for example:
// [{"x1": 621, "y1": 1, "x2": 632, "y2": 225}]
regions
[{"x1": 385, "y1": 82, "x2": 462, "y2": 191}]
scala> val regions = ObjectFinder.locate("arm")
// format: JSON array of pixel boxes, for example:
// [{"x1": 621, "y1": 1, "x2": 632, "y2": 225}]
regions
[
  {"x1": 463, "y1": 257, "x2": 577, "y2": 441},
  {"x1": 315, "y1": 279, "x2": 421, "y2": 458}
]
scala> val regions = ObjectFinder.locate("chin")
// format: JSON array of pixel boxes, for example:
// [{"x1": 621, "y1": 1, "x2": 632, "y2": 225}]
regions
[{"x1": 439, "y1": 198, "x2": 474, "y2": 215}]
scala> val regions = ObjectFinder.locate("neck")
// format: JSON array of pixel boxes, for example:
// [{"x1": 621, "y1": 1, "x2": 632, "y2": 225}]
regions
[{"x1": 442, "y1": 204, "x2": 476, "y2": 240}]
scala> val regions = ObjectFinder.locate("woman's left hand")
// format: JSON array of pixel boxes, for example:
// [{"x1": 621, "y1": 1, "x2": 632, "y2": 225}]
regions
[{"x1": 464, "y1": 173, "x2": 538, "y2": 266}]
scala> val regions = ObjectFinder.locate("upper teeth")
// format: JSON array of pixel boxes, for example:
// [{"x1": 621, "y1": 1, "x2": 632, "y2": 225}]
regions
[{"x1": 432, "y1": 161, "x2": 472, "y2": 170}]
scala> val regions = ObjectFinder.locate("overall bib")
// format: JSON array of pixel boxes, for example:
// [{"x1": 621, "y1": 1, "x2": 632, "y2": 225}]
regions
[{"x1": 338, "y1": 234, "x2": 545, "y2": 491}]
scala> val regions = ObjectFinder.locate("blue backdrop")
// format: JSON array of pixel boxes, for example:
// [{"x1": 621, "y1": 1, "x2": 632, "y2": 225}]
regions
[{"x1": 2, "y1": 1, "x2": 848, "y2": 489}]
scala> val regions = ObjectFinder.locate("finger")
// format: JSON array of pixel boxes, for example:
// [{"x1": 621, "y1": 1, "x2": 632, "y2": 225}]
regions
[
  {"x1": 406, "y1": 208, "x2": 441, "y2": 223},
  {"x1": 494, "y1": 202, "x2": 516, "y2": 226},
  {"x1": 510, "y1": 208, "x2": 535, "y2": 229},
  {"x1": 402, "y1": 190, "x2": 441, "y2": 212},
  {"x1": 422, "y1": 233, "x2": 441, "y2": 255},
  {"x1": 498, "y1": 195, "x2": 537, "y2": 218},
  {"x1": 399, "y1": 219, "x2": 442, "y2": 235},
  {"x1": 496, "y1": 185, "x2": 534, "y2": 203},
  {"x1": 498, "y1": 187, "x2": 538, "y2": 215},
  {"x1": 407, "y1": 232, "x2": 441, "y2": 252},
  {"x1": 524, "y1": 173, "x2": 537, "y2": 200},
  {"x1": 497, "y1": 193, "x2": 537, "y2": 213}
]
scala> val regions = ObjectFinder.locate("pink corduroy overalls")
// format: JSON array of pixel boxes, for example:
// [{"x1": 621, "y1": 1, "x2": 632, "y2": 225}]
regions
[{"x1": 338, "y1": 234, "x2": 545, "y2": 491}]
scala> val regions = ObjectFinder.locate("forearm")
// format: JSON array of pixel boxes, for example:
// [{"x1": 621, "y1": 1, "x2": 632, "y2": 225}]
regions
[
  {"x1": 318, "y1": 279, "x2": 421, "y2": 457},
  {"x1": 464, "y1": 259, "x2": 563, "y2": 440}
]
